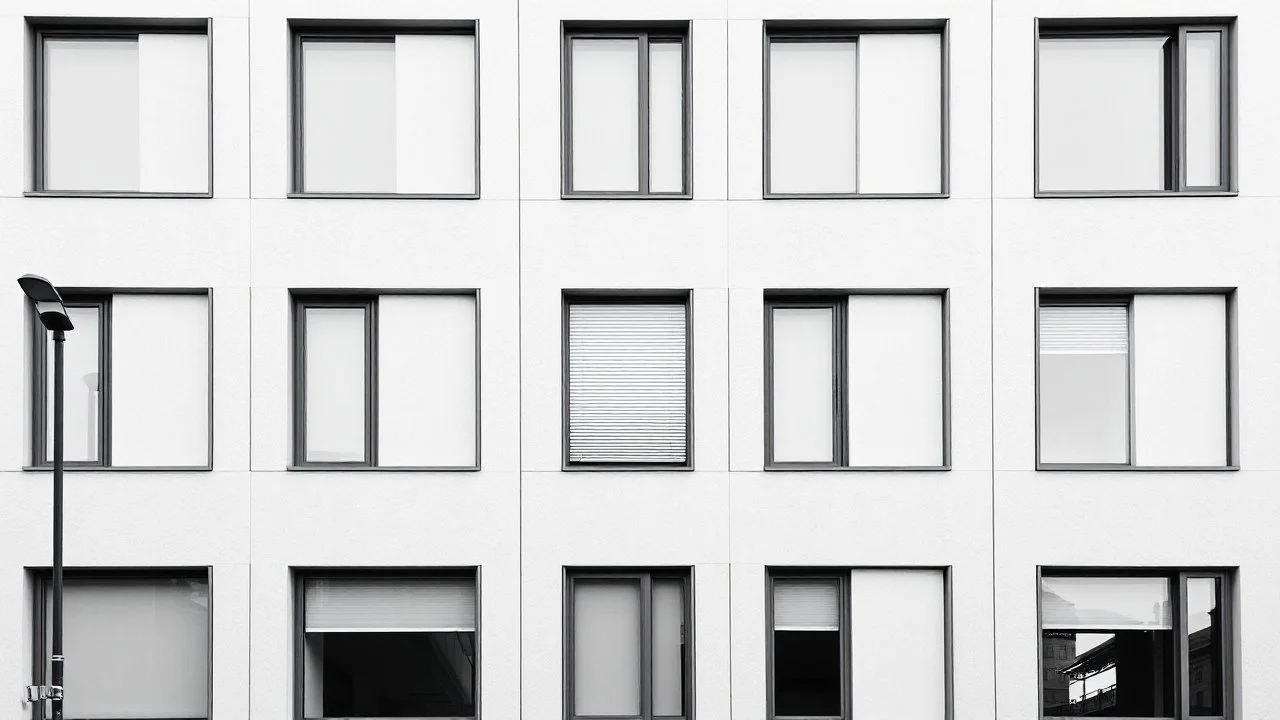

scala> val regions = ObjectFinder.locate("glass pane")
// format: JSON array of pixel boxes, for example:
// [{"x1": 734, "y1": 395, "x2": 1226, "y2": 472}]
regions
[
  {"x1": 771, "y1": 307, "x2": 835, "y2": 463},
  {"x1": 301, "y1": 40, "x2": 397, "y2": 192},
  {"x1": 47, "y1": 305, "x2": 102, "y2": 463},
  {"x1": 1184, "y1": 32, "x2": 1222, "y2": 187},
  {"x1": 1041, "y1": 576, "x2": 1173, "y2": 630},
  {"x1": 648, "y1": 41, "x2": 685, "y2": 193},
  {"x1": 44, "y1": 38, "x2": 140, "y2": 191},
  {"x1": 769, "y1": 40, "x2": 857, "y2": 193},
  {"x1": 1188, "y1": 578, "x2": 1224, "y2": 715},
  {"x1": 137, "y1": 33, "x2": 210, "y2": 192},
  {"x1": 1038, "y1": 36, "x2": 1167, "y2": 192},
  {"x1": 856, "y1": 33, "x2": 942, "y2": 193},
  {"x1": 571, "y1": 38, "x2": 640, "y2": 192},
  {"x1": 652, "y1": 579, "x2": 685, "y2": 716},
  {"x1": 774, "y1": 628, "x2": 841, "y2": 716},
  {"x1": 393, "y1": 34, "x2": 477, "y2": 194},
  {"x1": 304, "y1": 307, "x2": 367, "y2": 463},
  {"x1": 574, "y1": 580, "x2": 641, "y2": 715},
  {"x1": 303, "y1": 631, "x2": 476, "y2": 718},
  {"x1": 1041, "y1": 630, "x2": 1174, "y2": 717},
  {"x1": 1038, "y1": 305, "x2": 1129, "y2": 464}
]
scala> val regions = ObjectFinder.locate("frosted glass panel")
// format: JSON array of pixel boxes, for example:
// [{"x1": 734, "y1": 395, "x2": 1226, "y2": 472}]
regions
[
  {"x1": 652, "y1": 579, "x2": 684, "y2": 716},
  {"x1": 774, "y1": 578, "x2": 840, "y2": 631},
  {"x1": 111, "y1": 295, "x2": 210, "y2": 467},
  {"x1": 138, "y1": 34, "x2": 209, "y2": 192},
  {"x1": 44, "y1": 39, "x2": 140, "y2": 191},
  {"x1": 1039, "y1": 305, "x2": 1129, "y2": 464},
  {"x1": 1185, "y1": 32, "x2": 1222, "y2": 187},
  {"x1": 571, "y1": 38, "x2": 640, "y2": 192},
  {"x1": 648, "y1": 41, "x2": 685, "y2": 193},
  {"x1": 305, "y1": 577, "x2": 476, "y2": 632},
  {"x1": 395, "y1": 34, "x2": 477, "y2": 194},
  {"x1": 771, "y1": 307, "x2": 835, "y2": 463},
  {"x1": 47, "y1": 306, "x2": 101, "y2": 463},
  {"x1": 850, "y1": 569, "x2": 946, "y2": 720},
  {"x1": 1038, "y1": 37, "x2": 1166, "y2": 191},
  {"x1": 574, "y1": 581, "x2": 642, "y2": 715},
  {"x1": 305, "y1": 307, "x2": 367, "y2": 462},
  {"x1": 858, "y1": 33, "x2": 942, "y2": 193},
  {"x1": 1041, "y1": 576, "x2": 1173, "y2": 630},
  {"x1": 302, "y1": 41, "x2": 397, "y2": 192},
  {"x1": 769, "y1": 41, "x2": 857, "y2": 193}
]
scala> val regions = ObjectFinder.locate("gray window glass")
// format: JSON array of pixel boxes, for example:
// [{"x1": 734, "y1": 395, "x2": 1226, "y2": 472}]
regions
[
  {"x1": 45, "y1": 305, "x2": 102, "y2": 463},
  {"x1": 303, "y1": 306, "x2": 368, "y2": 463}
]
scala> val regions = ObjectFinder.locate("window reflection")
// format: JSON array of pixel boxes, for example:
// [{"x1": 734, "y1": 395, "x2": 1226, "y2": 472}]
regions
[{"x1": 1042, "y1": 630, "x2": 1174, "y2": 716}]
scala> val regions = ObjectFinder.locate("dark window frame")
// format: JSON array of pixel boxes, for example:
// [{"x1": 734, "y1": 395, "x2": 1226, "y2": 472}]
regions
[
  {"x1": 560, "y1": 21, "x2": 693, "y2": 199},
  {"x1": 26, "y1": 17, "x2": 214, "y2": 198},
  {"x1": 288, "y1": 19, "x2": 481, "y2": 200},
  {"x1": 766, "y1": 570, "x2": 851, "y2": 720},
  {"x1": 1034, "y1": 17, "x2": 1236, "y2": 197}
]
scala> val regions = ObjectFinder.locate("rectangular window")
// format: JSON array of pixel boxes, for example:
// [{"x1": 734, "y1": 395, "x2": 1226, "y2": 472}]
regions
[
  {"x1": 1037, "y1": 292, "x2": 1232, "y2": 468},
  {"x1": 32, "y1": 21, "x2": 211, "y2": 195},
  {"x1": 291, "y1": 22, "x2": 478, "y2": 197},
  {"x1": 1039, "y1": 570, "x2": 1231, "y2": 719},
  {"x1": 765, "y1": 293, "x2": 946, "y2": 469},
  {"x1": 764, "y1": 23, "x2": 945, "y2": 197},
  {"x1": 292, "y1": 292, "x2": 479, "y2": 469},
  {"x1": 565, "y1": 569, "x2": 692, "y2": 720},
  {"x1": 1036, "y1": 20, "x2": 1233, "y2": 194},
  {"x1": 28, "y1": 290, "x2": 212, "y2": 469},
  {"x1": 562, "y1": 24, "x2": 690, "y2": 197},
  {"x1": 564, "y1": 293, "x2": 691, "y2": 468},
  {"x1": 768, "y1": 569, "x2": 947, "y2": 720},
  {"x1": 32, "y1": 570, "x2": 210, "y2": 720},
  {"x1": 297, "y1": 571, "x2": 477, "y2": 719}
]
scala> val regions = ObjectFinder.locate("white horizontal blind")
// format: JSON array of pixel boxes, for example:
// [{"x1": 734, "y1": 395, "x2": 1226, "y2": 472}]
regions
[
  {"x1": 769, "y1": 40, "x2": 858, "y2": 193},
  {"x1": 1038, "y1": 305, "x2": 1128, "y2": 354},
  {"x1": 1041, "y1": 576, "x2": 1172, "y2": 630},
  {"x1": 850, "y1": 569, "x2": 946, "y2": 720},
  {"x1": 774, "y1": 578, "x2": 840, "y2": 631},
  {"x1": 568, "y1": 302, "x2": 688, "y2": 464},
  {"x1": 305, "y1": 577, "x2": 475, "y2": 632}
]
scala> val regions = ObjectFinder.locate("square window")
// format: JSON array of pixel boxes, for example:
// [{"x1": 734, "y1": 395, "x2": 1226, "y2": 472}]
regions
[
  {"x1": 31, "y1": 21, "x2": 211, "y2": 195},
  {"x1": 1036, "y1": 19, "x2": 1233, "y2": 194},
  {"x1": 562, "y1": 24, "x2": 690, "y2": 197}
]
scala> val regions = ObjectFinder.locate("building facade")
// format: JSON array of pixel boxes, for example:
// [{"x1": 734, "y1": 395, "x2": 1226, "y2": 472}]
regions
[{"x1": 0, "y1": 0, "x2": 1269, "y2": 719}]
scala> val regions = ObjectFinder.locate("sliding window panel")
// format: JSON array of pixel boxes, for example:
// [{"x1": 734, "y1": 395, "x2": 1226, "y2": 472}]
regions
[
  {"x1": 1133, "y1": 294, "x2": 1228, "y2": 466},
  {"x1": 571, "y1": 38, "x2": 640, "y2": 192},
  {"x1": 770, "y1": 306, "x2": 837, "y2": 464},
  {"x1": 46, "y1": 305, "x2": 102, "y2": 463},
  {"x1": 768, "y1": 40, "x2": 857, "y2": 194},
  {"x1": 1038, "y1": 305, "x2": 1129, "y2": 464},
  {"x1": 857, "y1": 33, "x2": 942, "y2": 194},
  {"x1": 846, "y1": 295, "x2": 943, "y2": 466},
  {"x1": 395, "y1": 34, "x2": 477, "y2": 194},
  {"x1": 138, "y1": 34, "x2": 209, "y2": 192},
  {"x1": 648, "y1": 41, "x2": 685, "y2": 193},
  {"x1": 1184, "y1": 31, "x2": 1223, "y2": 188},
  {"x1": 304, "y1": 307, "x2": 368, "y2": 463},
  {"x1": 111, "y1": 295, "x2": 210, "y2": 467},
  {"x1": 1187, "y1": 577, "x2": 1224, "y2": 716},
  {"x1": 850, "y1": 569, "x2": 946, "y2": 720},
  {"x1": 1038, "y1": 37, "x2": 1167, "y2": 192},
  {"x1": 301, "y1": 40, "x2": 397, "y2": 192},
  {"x1": 773, "y1": 578, "x2": 842, "y2": 717},
  {"x1": 43, "y1": 39, "x2": 140, "y2": 191},
  {"x1": 574, "y1": 580, "x2": 642, "y2": 716},
  {"x1": 377, "y1": 295, "x2": 477, "y2": 467},
  {"x1": 652, "y1": 578, "x2": 685, "y2": 716}
]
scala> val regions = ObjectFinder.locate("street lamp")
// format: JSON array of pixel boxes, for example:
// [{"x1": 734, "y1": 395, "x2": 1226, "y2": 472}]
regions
[{"x1": 19, "y1": 274, "x2": 73, "y2": 720}]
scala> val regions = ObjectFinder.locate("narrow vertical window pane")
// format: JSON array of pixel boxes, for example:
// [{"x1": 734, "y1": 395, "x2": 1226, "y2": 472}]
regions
[
  {"x1": 47, "y1": 305, "x2": 101, "y2": 463},
  {"x1": 652, "y1": 579, "x2": 685, "y2": 716},
  {"x1": 773, "y1": 578, "x2": 841, "y2": 717},
  {"x1": 1038, "y1": 37, "x2": 1167, "y2": 192},
  {"x1": 771, "y1": 307, "x2": 835, "y2": 464},
  {"x1": 574, "y1": 580, "x2": 642, "y2": 716},
  {"x1": 44, "y1": 38, "x2": 141, "y2": 191},
  {"x1": 302, "y1": 41, "x2": 397, "y2": 192},
  {"x1": 137, "y1": 33, "x2": 210, "y2": 193},
  {"x1": 304, "y1": 307, "x2": 367, "y2": 463},
  {"x1": 1038, "y1": 305, "x2": 1129, "y2": 464},
  {"x1": 1187, "y1": 578, "x2": 1223, "y2": 715},
  {"x1": 648, "y1": 41, "x2": 685, "y2": 193},
  {"x1": 1185, "y1": 32, "x2": 1222, "y2": 187},
  {"x1": 768, "y1": 41, "x2": 857, "y2": 194},
  {"x1": 394, "y1": 34, "x2": 477, "y2": 194},
  {"x1": 571, "y1": 38, "x2": 640, "y2": 192}
]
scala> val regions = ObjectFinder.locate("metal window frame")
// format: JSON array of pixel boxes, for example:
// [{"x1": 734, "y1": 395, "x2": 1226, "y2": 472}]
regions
[
  {"x1": 292, "y1": 566, "x2": 482, "y2": 720},
  {"x1": 26, "y1": 287, "x2": 215, "y2": 472},
  {"x1": 761, "y1": 19, "x2": 950, "y2": 200},
  {"x1": 763, "y1": 289, "x2": 951, "y2": 471},
  {"x1": 1036, "y1": 567, "x2": 1235, "y2": 720},
  {"x1": 30, "y1": 566, "x2": 214, "y2": 720},
  {"x1": 1034, "y1": 288, "x2": 1238, "y2": 471},
  {"x1": 290, "y1": 289, "x2": 482, "y2": 471},
  {"x1": 563, "y1": 567, "x2": 695, "y2": 720},
  {"x1": 1034, "y1": 17, "x2": 1236, "y2": 197},
  {"x1": 561, "y1": 290, "x2": 695, "y2": 471},
  {"x1": 288, "y1": 19, "x2": 481, "y2": 199},
  {"x1": 561, "y1": 22, "x2": 693, "y2": 199},
  {"x1": 26, "y1": 17, "x2": 214, "y2": 198}
]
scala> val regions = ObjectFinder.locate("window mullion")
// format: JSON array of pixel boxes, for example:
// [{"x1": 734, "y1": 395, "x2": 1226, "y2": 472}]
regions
[
  {"x1": 638, "y1": 34, "x2": 651, "y2": 195},
  {"x1": 641, "y1": 573, "x2": 654, "y2": 720},
  {"x1": 1125, "y1": 296, "x2": 1136, "y2": 466},
  {"x1": 366, "y1": 298, "x2": 378, "y2": 467},
  {"x1": 1175, "y1": 29, "x2": 1189, "y2": 191},
  {"x1": 834, "y1": 299, "x2": 847, "y2": 467},
  {"x1": 100, "y1": 298, "x2": 112, "y2": 467},
  {"x1": 1176, "y1": 572, "x2": 1190, "y2": 720}
]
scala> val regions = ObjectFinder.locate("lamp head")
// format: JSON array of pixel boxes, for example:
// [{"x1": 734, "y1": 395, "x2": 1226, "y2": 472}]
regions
[{"x1": 17, "y1": 274, "x2": 73, "y2": 332}]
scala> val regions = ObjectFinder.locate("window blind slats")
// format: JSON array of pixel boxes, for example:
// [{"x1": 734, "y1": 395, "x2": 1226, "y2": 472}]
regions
[
  {"x1": 568, "y1": 303, "x2": 688, "y2": 463},
  {"x1": 304, "y1": 578, "x2": 475, "y2": 632},
  {"x1": 774, "y1": 579, "x2": 840, "y2": 631},
  {"x1": 1039, "y1": 305, "x2": 1128, "y2": 354}
]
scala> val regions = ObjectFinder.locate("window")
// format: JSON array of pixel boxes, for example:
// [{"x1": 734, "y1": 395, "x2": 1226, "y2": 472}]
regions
[
  {"x1": 1036, "y1": 19, "x2": 1233, "y2": 195},
  {"x1": 31, "y1": 20, "x2": 211, "y2": 195},
  {"x1": 768, "y1": 569, "x2": 947, "y2": 720},
  {"x1": 765, "y1": 293, "x2": 946, "y2": 469},
  {"x1": 1039, "y1": 570, "x2": 1231, "y2": 719},
  {"x1": 32, "y1": 570, "x2": 210, "y2": 720},
  {"x1": 565, "y1": 569, "x2": 692, "y2": 720},
  {"x1": 562, "y1": 24, "x2": 690, "y2": 197},
  {"x1": 564, "y1": 293, "x2": 691, "y2": 468},
  {"x1": 764, "y1": 22, "x2": 946, "y2": 197},
  {"x1": 291, "y1": 22, "x2": 478, "y2": 197},
  {"x1": 28, "y1": 290, "x2": 212, "y2": 469},
  {"x1": 292, "y1": 292, "x2": 479, "y2": 469},
  {"x1": 1036, "y1": 292, "x2": 1233, "y2": 468},
  {"x1": 297, "y1": 571, "x2": 477, "y2": 720}
]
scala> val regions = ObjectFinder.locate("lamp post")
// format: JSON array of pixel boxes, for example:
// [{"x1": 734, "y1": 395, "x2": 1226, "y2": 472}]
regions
[{"x1": 18, "y1": 274, "x2": 73, "y2": 720}]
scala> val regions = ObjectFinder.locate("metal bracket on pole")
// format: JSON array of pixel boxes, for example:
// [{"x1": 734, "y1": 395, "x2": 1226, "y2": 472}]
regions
[{"x1": 25, "y1": 685, "x2": 63, "y2": 703}]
